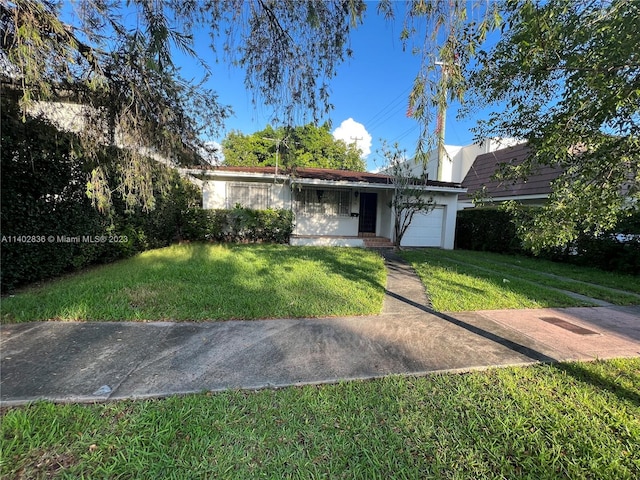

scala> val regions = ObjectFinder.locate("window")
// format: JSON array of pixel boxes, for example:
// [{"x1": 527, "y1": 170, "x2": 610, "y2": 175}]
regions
[
  {"x1": 297, "y1": 188, "x2": 350, "y2": 216},
  {"x1": 227, "y1": 183, "x2": 270, "y2": 209}
]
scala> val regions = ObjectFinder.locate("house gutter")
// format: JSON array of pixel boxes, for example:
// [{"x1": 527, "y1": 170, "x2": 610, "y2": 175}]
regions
[
  {"x1": 180, "y1": 168, "x2": 467, "y2": 195},
  {"x1": 460, "y1": 193, "x2": 548, "y2": 204},
  {"x1": 179, "y1": 168, "x2": 290, "y2": 183},
  {"x1": 292, "y1": 177, "x2": 466, "y2": 194}
]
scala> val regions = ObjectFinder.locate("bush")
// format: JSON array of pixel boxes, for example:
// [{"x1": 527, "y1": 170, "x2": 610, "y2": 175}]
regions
[
  {"x1": 455, "y1": 207, "x2": 640, "y2": 275},
  {"x1": 0, "y1": 94, "x2": 201, "y2": 292},
  {"x1": 570, "y1": 234, "x2": 640, "y2": 275},
  {"x1": 455, "y1": 208, "x2": 523, "y2": 254},
  {"x1": 546, "y1": 212, "x2": 640, "y2": 275},
  {"x1": 182, "y1": 206, "x2": 293, "y2": 244}
]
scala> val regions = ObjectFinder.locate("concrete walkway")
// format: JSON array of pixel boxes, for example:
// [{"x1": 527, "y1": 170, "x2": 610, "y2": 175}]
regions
[{"x1": 1, "y1": 253, "x2": 639, "y2": 406}]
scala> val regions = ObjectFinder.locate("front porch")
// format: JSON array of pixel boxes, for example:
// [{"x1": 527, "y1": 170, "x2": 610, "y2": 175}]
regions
[{"x1": 290, "y1": 234, "x2": 394, "y2": 248}]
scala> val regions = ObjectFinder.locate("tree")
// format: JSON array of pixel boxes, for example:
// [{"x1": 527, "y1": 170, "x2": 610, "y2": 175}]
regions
[
  {"x1": 464, "y1": 0, "x2": 640, "y2": 251},
  {"x1": 1, "y1": 0, "x2": 366, "y2": 211},
  {"x1": 377, "y1": 1, "x2": 639, "y2": 251},
  {"x1": 222, "y1": 127, "x2": 277, "y2": 167},
  {"x1": 377, "y1": 0, "x2": 502, "y2": 163},
  {"x1": 379, "y1": 142, "x2": 434, "y2": 249},
  {"x1": 222, "y1": 123, "x2": 366, "y2": 171}
]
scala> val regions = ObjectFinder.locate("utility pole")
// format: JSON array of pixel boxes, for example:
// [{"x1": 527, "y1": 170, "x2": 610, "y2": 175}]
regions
[
  {"x1": 435, "y1": 61, "x2": 448, "y2": 182},
  {"x1": 349, "y1": 136, "x2": 364, "y2": 169},
  {"x1": 350, "y1": 136, "x2": 363, "y2": 148},
  {"x1": 263, "y1": 136, "x2": 285, "y2": 181}
]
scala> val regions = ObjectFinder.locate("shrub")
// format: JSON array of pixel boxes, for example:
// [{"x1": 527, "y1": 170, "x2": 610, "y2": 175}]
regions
[
  {"x1": 455, "y1": 208, "x2": 523, "y2": 254},
  {"x1": 571, "y1": 234, "x2": 640, "y2": 274},
  {"x1": 181, "y1": 207, "x2": 293, "y2": 244},
  {"x1": 455, "y1": 207, "x2": 640, "y2": 275},
  {"x1": 0, "y1": 94, "x2": 201, "y2": 292},
  {"x1": 553, "y1": 213, "x2": 640, "y2": 275}
]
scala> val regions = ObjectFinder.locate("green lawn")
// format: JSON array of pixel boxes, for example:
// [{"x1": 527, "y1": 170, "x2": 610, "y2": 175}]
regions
[
  {"x1": 2, "y1": 358, "x2": 639, "y2": 479},
  {"x1": 1, "y1": 244, "x2": 386, "y2": 323},
  {"x1": 431, "y1": 249, "x2": 640, "y2": 294},
  {"x1": 4, "y1": 245, "x2": 638, "y2": 322},
  {"x1": 401, "y1": 249, "x2": 640, "y2": 311}
]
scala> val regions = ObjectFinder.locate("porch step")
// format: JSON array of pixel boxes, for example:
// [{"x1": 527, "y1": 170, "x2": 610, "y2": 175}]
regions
[
  {"x1": 363, "y1": 236, "x2": 394, "y2": 249},
  {"x1": 290, "y1": 235, "x2": 394, "y2": 248}
]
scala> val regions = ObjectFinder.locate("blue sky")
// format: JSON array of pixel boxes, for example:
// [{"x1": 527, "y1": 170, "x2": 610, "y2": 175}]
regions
[
  {"x1": 61, "y1": 1, "x2": 498, "y2": 172},
  {"x1": 193, "y1": 6, "x2": 494, "y2": 171}
]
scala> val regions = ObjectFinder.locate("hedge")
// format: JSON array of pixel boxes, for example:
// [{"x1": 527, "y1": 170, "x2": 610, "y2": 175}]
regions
[
  {"x1": 1, "y1": 94, "x2": 200, "y2": 292},
  {"x1": 455, "y1": 207, "x2": 640, "y2": 275},
  {"x1": 1, "y1": 94, "x2": 297, "y2": 293},
  {"x1": 551, "y1": 214, "x2": 640, "y2": 275},
  {"x1": 182, "y1": 207, "x2": 294, "y2": 244},
  {"x1": 455, "y1": 208, "x2": 524, "y2": 254}
]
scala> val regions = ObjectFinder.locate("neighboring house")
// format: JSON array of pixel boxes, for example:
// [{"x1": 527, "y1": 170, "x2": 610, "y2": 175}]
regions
[
  {"x1": 458, "y1": 143, "x2": 564, "y2": 208},
  {"x1": 186, "y1": 166, "x2": 465, "y2": 249},
  {"x1": 403, "y1": 137, "x2": 522, "y2": 184}
]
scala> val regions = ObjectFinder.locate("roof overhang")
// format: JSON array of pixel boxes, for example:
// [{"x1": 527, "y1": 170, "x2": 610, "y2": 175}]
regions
[
  {"x1": 291, "y1": 176, "x2": 465, "y2": 194},
  {"x1": 180, "y1": 168, "x2": 290, "y2": 182},
  {"x1": 182, "y1": 167, "x2": 466, "y2": 195},
  {"x1": 468, "y1": 193, "x2": 549, "y2": 203}
]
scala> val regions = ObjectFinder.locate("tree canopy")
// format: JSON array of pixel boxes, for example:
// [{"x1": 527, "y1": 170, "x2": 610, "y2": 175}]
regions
[
  {"x1": 1, "y1": 0, "x2": 365, "y2": 211},
  {"x1": 222, "y1": 123, "x2": 366, "y2": 171},
  {"x1": 377, "y1": 0, "x2": 502, "y2": 162},
  {"x1": 464, "y1": 0, "x2": 639, "y2": 250},
  {"x1": 378, "y1": 0, "x2": 638, "y2": 250}
]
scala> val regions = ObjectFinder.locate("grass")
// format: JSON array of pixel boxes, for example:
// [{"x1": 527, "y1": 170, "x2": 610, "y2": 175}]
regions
[
  {"x1": 3, "y1": 245, "x2": 637, "y2": 321},
  {"x1": 2, "y1": 358, "x2": 639, "y2": 479},
  {"x1": 1, "y1": 244, "x2": 387, "y2": 323},
  {"x1": 433, "y1": 249, "x2": 640, "y2": 295},
  {"x1": 401, "y1": 249, "x2": 640, "y2": 311}
]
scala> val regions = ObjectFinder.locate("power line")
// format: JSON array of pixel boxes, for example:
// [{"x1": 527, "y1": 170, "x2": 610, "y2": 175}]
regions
[
  {"x1": 389, "y1": 124, "x2": 419, "y2": 144},
  {"x1": 364, "y1": 85, "x2": 412, "y2": 131}
]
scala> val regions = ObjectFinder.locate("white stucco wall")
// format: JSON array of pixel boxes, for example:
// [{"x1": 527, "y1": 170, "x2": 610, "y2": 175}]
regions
[
  {"x1": 293, "y1": 187, "x2": 358, "y2": 236},
  {"x1": 402, "y1": 138, "x2": 521, "y2": 184},
  {"x1": 202, "y1": 179, "x2": 290, "y2": 210},
  {"x1": 293, "y1": 214, "x2": 359, "y2": 236},
  {"x1": 202, "y1": 180, "x2": 226, "y2": 209},
  {"x1": 269, "y1": 182, "x2": 290, "y2": 209},
  {"x1": 292, "y1": 187, "x2": 395, "y2": 238},
  {"x1": 378, "y1": 190, "x2": 394, "y2": 239},
  {"x1": 440, "y1": 193, "x2": 459, "y2": 249}
]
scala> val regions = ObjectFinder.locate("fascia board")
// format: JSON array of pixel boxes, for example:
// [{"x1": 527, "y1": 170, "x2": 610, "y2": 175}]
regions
[
  {"x1": 293, "y1": 177, "x2": 466, "y2": 194},
  {"x1": 180, "y1": 169, "x2": 290, "y2": 182},
  {"x1": 181, "y1": 169, "x2": 466, "y2": 194}
]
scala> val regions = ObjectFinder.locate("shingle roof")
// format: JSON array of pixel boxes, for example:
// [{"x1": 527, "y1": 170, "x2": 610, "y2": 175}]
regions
[
  {"x1": 459, "y1": 143, "x2": 563, "y2": 201},
  {"x1": 203, "y1": 165, "x2": 461, "y2": 188}
]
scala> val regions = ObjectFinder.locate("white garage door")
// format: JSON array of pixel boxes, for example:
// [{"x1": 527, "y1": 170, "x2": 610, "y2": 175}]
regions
[{"x1": 401, "y1": 206, "x2": 444, "y2": 247}]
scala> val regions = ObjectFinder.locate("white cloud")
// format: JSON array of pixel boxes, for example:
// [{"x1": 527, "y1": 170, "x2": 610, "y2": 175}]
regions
[{"x1": 332, "y1": 118, "x2": 372, "y2": 158}]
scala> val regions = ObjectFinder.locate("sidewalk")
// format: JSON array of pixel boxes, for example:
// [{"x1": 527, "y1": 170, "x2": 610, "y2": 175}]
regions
[{"x1": 1, "y1": 254, "x2": 639, "y2": 406}]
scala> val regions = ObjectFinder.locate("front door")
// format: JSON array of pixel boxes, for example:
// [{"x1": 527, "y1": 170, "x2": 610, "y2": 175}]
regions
[{"x1": 358, "y1": 192, "x2": 377, "y2": 234}]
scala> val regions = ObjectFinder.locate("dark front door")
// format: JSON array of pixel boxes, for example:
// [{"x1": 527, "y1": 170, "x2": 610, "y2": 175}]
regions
[{"x1": 358, "y1": 192, "x2": 377, "y2": 234}]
